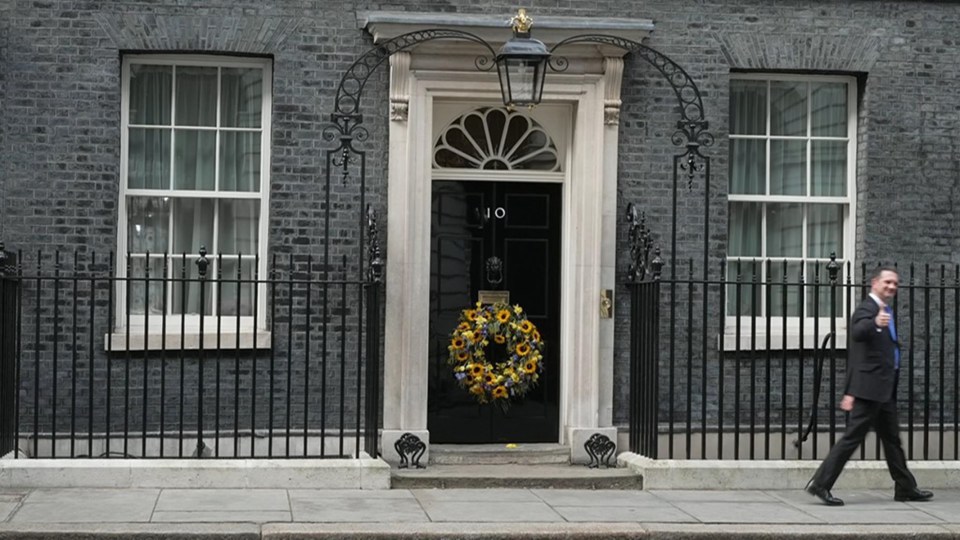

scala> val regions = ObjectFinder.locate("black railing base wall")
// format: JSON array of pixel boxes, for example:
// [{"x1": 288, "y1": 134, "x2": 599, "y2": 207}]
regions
[
  {"x1": 13, "y1": 432, "x2": 377, "y2": 459},
  {"x1": 626, "y1": 428, "x2": 960, "y2": 462}
]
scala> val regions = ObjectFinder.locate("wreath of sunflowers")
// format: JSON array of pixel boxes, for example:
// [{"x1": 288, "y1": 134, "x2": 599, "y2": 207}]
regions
[{"x1": 447, "y1": 301, "x2": 544, "y2": 404}]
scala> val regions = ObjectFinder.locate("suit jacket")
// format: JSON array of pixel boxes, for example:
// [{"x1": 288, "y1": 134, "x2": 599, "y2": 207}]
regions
[{"x1": 844, "y1": 296, "x2": 899, "y2": 403}]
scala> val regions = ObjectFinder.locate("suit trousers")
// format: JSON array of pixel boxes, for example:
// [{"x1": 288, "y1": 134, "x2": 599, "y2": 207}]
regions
[{"x1": 812, "y1": 392, "x2": 917, "y2": 492}]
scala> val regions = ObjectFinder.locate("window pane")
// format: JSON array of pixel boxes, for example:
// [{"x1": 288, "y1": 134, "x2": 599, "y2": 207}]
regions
[
  {"x1": 219, "y1": 132, "x2": 261, "y2": 192},
  {"x1": 128, "y1": 128, "x2": 171, "y2": 189},
  {"x1": 221, "y1": 68, "x2": 262, "y2": 128},
  {"x1": 127, "y1": 196, "x2": 170, "y2": 254},
  {"x1": 219, "y1": 200, "x2": 260, "y2": 255},
  {"x1": 730, "y1": 80, "x2": 766, "y2": 135},
  {"x1": 129, "y1": 64, "x2": 171, "y2": 125},
  {"x1": 728, "y1": 202, "x2": 762, "y2": 256},
  {"x1": 770, "y1": 140, "x2": 806, "y2": 195},
  {"x1": 218, "y1": 258, "x2": 255, "y2": 316},
  {"x1": 174, "y1": 130, "x2": 216, "y2": 190},
  {"x1": 808, "y1": 204, "x2": 844, "y2": 258},
  {"x1": 128, "y1": 256, "x2": 166, "y2": 316},
  {"x1": 806, "y1": 261, "x2": 843, "y2": 317},
  {"x1": 811, "y1": 140, "x2": 846, "y2": 196},
  {"x1": 769, "y1": 260, "x2": 802, "y2": 317},
  {"x1": 171, "y1": 260, "x2": 212, "y2": 316},
  {"x1": 811, "y1": 83, "x2": 847, "y2": 137},
  {"x1": 729, "y1": 139, "x2": 765, "y2": 194},
  {"x1": 175, "y1": 66, "x2": 217, "y2": 127},
  {"x1": 770, "y1": 81, "x2": 806, "y2": 136},
  {"x1": 727, "y1": 260, "x2": 760, "y2": 316},
  {"x1": 172, "y1": 198, "x2": 214, "y2": 255},
  {"x1": 767, "y1": 203, "x2": 803, "y2": 257}
]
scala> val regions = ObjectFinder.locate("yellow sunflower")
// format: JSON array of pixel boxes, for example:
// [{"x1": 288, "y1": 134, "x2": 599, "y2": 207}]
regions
[
  {"x1": 455, "y1": 351, "x2": 469, "y2": 362},
  {"x1": 457, "y1": 322, "x2": 470, "y2": 331},
  {"x1": 532, "y1": 330, "x2": 541, "y2": 342},
  {"x1": 469, "y1": 364, "x2": 485, "y2": 377},
  {"x1": 496, "y1": 309, "x2": 511, "y2": 323},
  {"x1": 523, "y1": 360, "x2": 537, "y2": 374},
  {"x1": 450, "y1": 337, "x2": 466, "y2": 349},
  {"x1": 493, "y1": 334, "x2": 506, "y2": 345},
  {"x1": 492, "y1": 386, "x2": 508, "y2": 399},
  {"x1": 469, "y1": 384, "x2": 484, "y2": 395},
  {"x1": 484, "y1": 373, "x2": 496, "y2": 385},
  {"x1": 519, "y1": 320, "x2": 534, "y2": 334},
  {"x1": 516, "y1": 343, "x2": 531, "y2": 357},
  {"x1": 465, "y1": 309, "x2": 478, "y2": 321}
]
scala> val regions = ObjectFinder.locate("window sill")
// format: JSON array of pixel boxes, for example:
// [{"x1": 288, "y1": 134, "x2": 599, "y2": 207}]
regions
[
  {"x1": 718, "y1": 331, "x2": 847, "y2": 352},
  {"x1": 104, "y1": 331, "x2": 272, "y2": 352}
]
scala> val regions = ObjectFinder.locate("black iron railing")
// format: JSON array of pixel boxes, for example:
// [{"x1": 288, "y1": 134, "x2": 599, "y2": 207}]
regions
[
  {"x1": 629, "y1": 253, "x2": 960, "y2": 461},
  {"x1": 0, "y1": 246, "x2": 383, "y2": 459}
]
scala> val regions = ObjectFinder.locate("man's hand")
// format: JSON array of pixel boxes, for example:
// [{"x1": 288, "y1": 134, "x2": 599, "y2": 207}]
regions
[
  {"x1": 840, "y1": 394, "x2": 855, "y2": 412},
  {"x1": 875, "y1": 308, "x2": 890, "y2": 329}
]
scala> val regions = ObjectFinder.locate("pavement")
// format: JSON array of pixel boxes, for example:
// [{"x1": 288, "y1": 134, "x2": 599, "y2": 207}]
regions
[{"x1": 0, "y1": 487, "x2": 958, "y2": 539}]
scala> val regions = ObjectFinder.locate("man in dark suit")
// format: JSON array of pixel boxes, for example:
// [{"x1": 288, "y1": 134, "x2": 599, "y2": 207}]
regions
[{"x1": 806, "y1": 266, "x2": 933, "y2": 506}]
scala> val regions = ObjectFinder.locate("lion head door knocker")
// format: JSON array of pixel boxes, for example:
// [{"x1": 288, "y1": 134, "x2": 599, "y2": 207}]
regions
[{"x1": 485, "y1": 256, "x2": 503, "y2": 287}]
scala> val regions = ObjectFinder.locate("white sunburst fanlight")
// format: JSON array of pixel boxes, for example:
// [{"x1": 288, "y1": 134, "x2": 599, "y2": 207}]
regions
[{"x1": 433, "y1": 107, "x2": 560, "y2": 172}]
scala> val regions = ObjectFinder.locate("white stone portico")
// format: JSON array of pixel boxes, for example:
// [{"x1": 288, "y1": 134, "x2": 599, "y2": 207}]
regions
[{"x1": 359, "y1": 12, "x2": 654, "y2": 464}]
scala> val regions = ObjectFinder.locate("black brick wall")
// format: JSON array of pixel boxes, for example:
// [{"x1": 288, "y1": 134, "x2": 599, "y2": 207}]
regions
[{"x1": 2, "y1": 0, "x2": 960, "y2": 444}]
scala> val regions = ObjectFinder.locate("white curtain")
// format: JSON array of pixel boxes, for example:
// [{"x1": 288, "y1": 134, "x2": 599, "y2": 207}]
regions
[{"x1": 729, "y1": 79, "x2": 849, "y2": 317}]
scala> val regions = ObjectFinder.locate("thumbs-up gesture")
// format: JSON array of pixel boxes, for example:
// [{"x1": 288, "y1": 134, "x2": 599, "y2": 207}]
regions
[{"x1": 875, "y1": 304, "x2": 891, "y2": 329}]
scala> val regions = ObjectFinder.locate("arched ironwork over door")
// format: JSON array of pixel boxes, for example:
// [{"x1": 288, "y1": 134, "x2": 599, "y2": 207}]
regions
[{"x1": 322, "y1": 26, "x2": 715, "y2": 456}]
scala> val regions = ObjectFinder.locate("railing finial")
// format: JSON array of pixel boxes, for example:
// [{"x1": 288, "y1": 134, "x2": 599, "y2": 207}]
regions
[
  {"x1": 196, "y1": 246, "x2": 209, "y2": 279},
  {"x1": 826, "y1": 252, "x2": 840, "y2": 284}
]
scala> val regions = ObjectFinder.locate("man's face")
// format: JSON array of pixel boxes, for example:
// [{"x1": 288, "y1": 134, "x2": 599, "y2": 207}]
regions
[{"x1": 871, "y1": 270, "x2": 899, "y2": 303}]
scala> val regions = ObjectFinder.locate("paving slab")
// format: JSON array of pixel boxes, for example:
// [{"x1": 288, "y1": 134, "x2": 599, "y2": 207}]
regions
[
  {"x1": 11, "y1": 488, "x2": 159, "y2": 523},
  {"x1": 897, "y1": 501, "x2": 960, "y2": 522},
  {"x1": 288, "y1": 491, "x2": 429, "y2": 523},
  {"x1": 152, "y1": 510, "x2": 291, "y2": 522},
  {"x1": 412, "y1": 488, "x2": 541, "y2": 503},
  {"x1": 530, "y1": 488, "x2": 664, "y2": 507},
  {"x1": 418, "y1": 500, "x2": 565, "y2": 522},
  {"x1": 650, "y1": 489, "x2": 779, "y2": 503},
  {"x1": 672, "y1": 501, "x2": 823, "y2": 524},
  {"x1": 155, "y1": 488, "x2": 289, "y2": 512},
  {"x1": 794, "y1": 507, "x2": 945, "y2": 524},
  {"x1": 0, "y1": 503, "x2": 18, "y2": 522},
  {"x1": 551, "y1": 504, "x2": 696, "y2": 522},
  {"x1": 768, "y1": 488, "x2": 895, "y2": 507},
  {"x1": 288, "y1": 489, "x2": 416, "y2": 499},
  {"x1": 0, "y1": 491, "x2": 28, "y2": 503}
]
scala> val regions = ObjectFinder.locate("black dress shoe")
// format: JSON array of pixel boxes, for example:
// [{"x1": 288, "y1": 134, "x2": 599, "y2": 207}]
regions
[
  {"x1": 806, "y1": 484, "x2": 844, "y2": 506},
  {"x1": 895, "y1": 489, "x2": 933, "y2": 502}
]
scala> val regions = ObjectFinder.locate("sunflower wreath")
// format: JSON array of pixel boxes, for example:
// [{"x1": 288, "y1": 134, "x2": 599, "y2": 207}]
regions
[{"x1": 447, "y1": 301, "x2": 544, "y2": 404}]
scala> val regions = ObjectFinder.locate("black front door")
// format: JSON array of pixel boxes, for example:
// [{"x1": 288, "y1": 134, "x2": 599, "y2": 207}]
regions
[{"x1": 428, "y1": 180, "x2": 561, "y2": 443}]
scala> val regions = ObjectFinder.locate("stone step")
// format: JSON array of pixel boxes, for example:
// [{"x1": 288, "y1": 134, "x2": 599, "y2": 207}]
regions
[
  {"x1": 429, "y1": 443, "x2": 570, "y2": 465},
  {"x1": 390, "y1": 463, "x2": 642, "y2": 489}
]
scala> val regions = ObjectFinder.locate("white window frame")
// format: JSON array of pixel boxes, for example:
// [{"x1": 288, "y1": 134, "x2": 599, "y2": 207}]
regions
[
  {"x1": 113, "y1": 54, "x2": 272, "y2": 350},
  {"x1": 724, "y1": 73, "x2": 857, "y2": 350}
]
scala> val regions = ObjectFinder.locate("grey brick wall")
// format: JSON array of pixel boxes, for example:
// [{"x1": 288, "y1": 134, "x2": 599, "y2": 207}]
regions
[{"x1": 2, "y1": 0, "x2": 960, "y2": 448}]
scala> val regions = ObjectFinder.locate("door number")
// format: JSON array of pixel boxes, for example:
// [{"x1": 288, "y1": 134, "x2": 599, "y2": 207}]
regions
[{"x1": 482, "y1": 207, "x2": 507, "y2": 220}]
